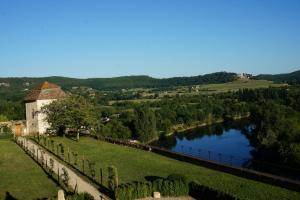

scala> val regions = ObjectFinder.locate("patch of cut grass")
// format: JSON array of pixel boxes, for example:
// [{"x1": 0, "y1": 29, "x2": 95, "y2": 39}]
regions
[{"x1": 0, "y1": 139, "x2": 59, "y2": 200}]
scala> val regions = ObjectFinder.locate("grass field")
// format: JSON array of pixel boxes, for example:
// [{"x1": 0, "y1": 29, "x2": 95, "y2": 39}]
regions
[
  {"x1": 108, "y1": 80, "x2": 285, "y2": 105},
  {"x1": 0, "y1": 139, "x2": 59, "y2": 200},
  {"x1": 52, "y1": 137, "x2": 300, "y2": 200},
  {"x1": 193, "y1": 79, "x2": 285, "y2": 94}
]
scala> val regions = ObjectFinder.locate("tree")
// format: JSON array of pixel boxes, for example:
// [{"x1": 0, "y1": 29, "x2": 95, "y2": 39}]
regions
[
  {"x1": 42, "y1": 95, "x2": 99, "y2": 140},
  {"x1": 0, "y1": 114, "x2": 8, "y2": 122},
  {"x1": 133, "y1": 105, "x2": 157, "y2": 142}
]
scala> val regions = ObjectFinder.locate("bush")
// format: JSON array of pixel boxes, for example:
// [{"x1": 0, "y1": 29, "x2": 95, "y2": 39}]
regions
[
  {"x1": 167, "y1": 173, "x2": 188, "y2": 183},
  {"x1": 189, "y1": 181, "x2": 239, "y2": 200},
  {"x1": 115, "y1": 178, "x2": 189, "y2": 200},
  {"x1": 115, "y1": 182, "x2": 152, "y2": 200},
  {"x1": 67, "y1": 192, "x2": 94, "y2": 200},
  {"x1": 0, "y1": 124, "x2": 13, "y2": 139},
  {"x1": 108, "y1": 166, "x2": 119, "y2": 191}
]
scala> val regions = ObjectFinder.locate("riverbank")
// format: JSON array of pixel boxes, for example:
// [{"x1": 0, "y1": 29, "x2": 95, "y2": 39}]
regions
[{"x1": 146, "y1": 113, "x2": 250, "y2": 144}]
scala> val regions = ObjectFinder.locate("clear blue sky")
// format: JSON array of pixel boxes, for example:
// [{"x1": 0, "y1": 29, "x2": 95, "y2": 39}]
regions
[{"x1": 0, "y1": 0, "x2": 299, "y2": 78}]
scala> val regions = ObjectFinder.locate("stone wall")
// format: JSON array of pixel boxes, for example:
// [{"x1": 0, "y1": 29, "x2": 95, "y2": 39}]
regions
[{"x1": 0, "y1": 120, "x2": 26, "y2": 136}]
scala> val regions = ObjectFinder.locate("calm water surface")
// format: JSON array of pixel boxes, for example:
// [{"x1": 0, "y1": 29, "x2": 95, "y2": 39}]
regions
[{"x1": 152, "y1": 119, "x2": 254, "y2": 167}]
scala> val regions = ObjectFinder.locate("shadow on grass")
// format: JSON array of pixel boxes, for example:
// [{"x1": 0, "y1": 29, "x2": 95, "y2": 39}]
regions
[
  {"x1": 5, "y1": 192, "x2": 17, "y2": 200},
  {"x1": 145, "y1": 175, "x2": 164, "y2": 182}
]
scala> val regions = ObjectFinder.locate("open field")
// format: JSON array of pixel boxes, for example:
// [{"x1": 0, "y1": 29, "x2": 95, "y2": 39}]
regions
[
  {"x1": 52, "y1": 137, "x2": 300, "y2": 200},
  {"x1": 108, "y1": 80, "x2": 285, "y2": 105},
  {"x1": 0, "y1": 139, "x2": 59, "y2": 200},
  {"x1": 193, "y1": 79, "x2": 285, "y2": 94}
]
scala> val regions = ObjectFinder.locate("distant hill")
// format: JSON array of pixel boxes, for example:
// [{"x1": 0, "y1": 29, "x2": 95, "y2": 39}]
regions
[
  {"x1": 253, "y1": 70, "x2": 300, "y2": 84},
  {"x1": 0, "y1": 72, "x2": 237, "y2": 93}
]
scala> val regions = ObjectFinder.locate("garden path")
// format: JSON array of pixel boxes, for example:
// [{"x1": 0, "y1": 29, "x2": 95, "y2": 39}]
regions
[{"x1": 17, "y1": 137, "x2": 110, "y2": 200}]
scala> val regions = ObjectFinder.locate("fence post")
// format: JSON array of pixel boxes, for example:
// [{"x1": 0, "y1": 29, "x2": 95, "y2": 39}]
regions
[
  {"x1": 100, "y1": 168, "x2": 103, "y2": 185},
  {"x1": 58, "y1": 166, "x2": 60, "y2": 182},
  {"x1": 37, "y1": 149, "x2": 39, "y2": 162},
  {"x1": 82, "y1": 154, "x2": 85, "y2": 174},
  {"x1": 198, "y1": 149, "x2": 201, "y2": 156},
  {"x1": 68, "y1": 147, "x2": 70, "y2": 163}
]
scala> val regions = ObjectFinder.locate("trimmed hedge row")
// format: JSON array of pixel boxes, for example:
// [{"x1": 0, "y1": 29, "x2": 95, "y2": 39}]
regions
[
  {"x1": 115, "y1": 175, "x2": 239, "y2": 200},
  {"x1": 189, "y1": 181, "x2": 239, "y2": 200},
  {"x1": 115, "y1": 179, "x2": 188, "y2": 200}
]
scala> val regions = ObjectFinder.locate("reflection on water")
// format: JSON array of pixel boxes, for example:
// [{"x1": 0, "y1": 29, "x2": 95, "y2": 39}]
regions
[
  {"x1": 152, "y1": 119, "x2": 255, "y2": 167},
  {"x1": 151, "y1": 119, "x2": 300, "y2": 180}
]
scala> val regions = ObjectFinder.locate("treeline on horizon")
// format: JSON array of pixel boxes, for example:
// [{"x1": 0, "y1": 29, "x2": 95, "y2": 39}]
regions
[
  {"x1": 0, "y1": 72, "x2": 237, "y2": 91},
  {"x1": 253, "y1": 69, "x2": 300, "y2": 84},
  {"x1": 1, "y1": 70, "x2": 299, "y2": 92}
]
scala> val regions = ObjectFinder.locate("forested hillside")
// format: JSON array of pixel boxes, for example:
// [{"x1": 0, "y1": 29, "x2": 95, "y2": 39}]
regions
[
  {"x1": 0, "y1": 72, "x2": 237, "y2": 91},
  {"x1": 254, "y1": 70, "x2": 300, "y2": 84}
]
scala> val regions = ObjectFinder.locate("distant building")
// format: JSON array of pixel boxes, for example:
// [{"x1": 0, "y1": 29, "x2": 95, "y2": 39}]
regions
[
  {"x1": 24, "y1": 81, "x2": 66, "y2": 135},
  {"x1": 0, "y1": 82, "x2": 10, "y2": 87},
  {"x1": 237, "y1": 73, "x2": 252, "y2": 80},
  {"x1": 23, "y1": 82, "x2": 30, "y2": 86}
]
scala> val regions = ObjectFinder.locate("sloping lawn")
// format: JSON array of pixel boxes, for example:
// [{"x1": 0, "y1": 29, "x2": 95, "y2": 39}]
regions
[
  {"x1": 52, "y1": 136, "x2": 300, "y2": 200},
  {"x1": 0, "y1": 139, "x2": 59, "y2": 200}
]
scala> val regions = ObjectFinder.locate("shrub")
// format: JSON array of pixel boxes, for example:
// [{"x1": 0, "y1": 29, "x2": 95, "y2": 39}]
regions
[
  {"x1": 72, "y1": 152, "x2": 78, "y2": 165},
  {"x1": 49, "y1": 158, "x2": 54, "y2": 175},
  {"x1": 67, "y1": 192, "x2": 94, "y2": 200},
  {"x1": 0, "y1": 124, "x2": 12, "y2": 139},
  {"x1": 115, "y1": 182, "x2": 152, "y2": 200},
  {"x1": 189, "y1": 181, "x2": 239, "y2": 200},
  {"x1": 115, "y1": 178, "x2": 189, "y2": 200},
  {"x1": 108, "y1": 166, "x2": 119, "y2": 191},
  {"x1": 167, "y1": 173, "x2": 188, "y2": 183},
  {"x1": 87, "y1": 160, "x2": 96, "y2": 179},
  {"x1": 61, "y1": 167, "x2": 70, "y2": 187}
]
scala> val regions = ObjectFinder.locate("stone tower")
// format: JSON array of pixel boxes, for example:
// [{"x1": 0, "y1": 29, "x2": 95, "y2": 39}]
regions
[{"x1": 24, "y1": 81, "x2": 66, "y2": 135}]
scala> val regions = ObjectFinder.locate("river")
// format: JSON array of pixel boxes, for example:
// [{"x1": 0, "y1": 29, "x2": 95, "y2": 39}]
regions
[
  {"x1": 151, "y1": 119, "x2": 300, "y2": 180},
  {"x1": 152, "y1": 119, "x2": 255, "y2": 167}
]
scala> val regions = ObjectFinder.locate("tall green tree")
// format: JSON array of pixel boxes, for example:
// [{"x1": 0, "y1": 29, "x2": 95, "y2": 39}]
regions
[
  {"x1": 42, "y1": 95, "x2": 99, "y2": 140},
  {"x1": 133, "y1": 105, "x2": 157, "y2": 142}
]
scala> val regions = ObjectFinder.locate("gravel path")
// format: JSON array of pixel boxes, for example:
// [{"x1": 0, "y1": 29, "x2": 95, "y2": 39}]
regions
[{"x1": 17, "y1": 137, "x2": 111, "y2": 200}]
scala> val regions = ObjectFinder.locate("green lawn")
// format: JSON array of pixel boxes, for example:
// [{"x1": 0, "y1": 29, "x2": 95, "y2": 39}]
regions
[
  {"x1": 109, "y1": 80, "x2": 285, "y2": 105},
  {"x1": 0, "y1": 139, "x2": 59, "y2": 200},
  {"x1": 193, "y1": 79, "x2": 284, "y2": 94},
  {"x1": 51, "y1": 137, "x2": 300, "y2": 200}
]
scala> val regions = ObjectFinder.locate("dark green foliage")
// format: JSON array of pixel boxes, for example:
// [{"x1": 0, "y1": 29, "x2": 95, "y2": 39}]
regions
[
  {"x1": 250, "y1": 101, "x2": 300, "y2": 167},
  {"x1": 49, "y1": 158, "x2": 54, "y2": 175},
  {"x1": 133, "y1": 105, "x2": 157, "y2": 142},
  {"x1": 108, "y1": 166, "x2": 119, "y2": 191},
  {"x1": 167, "y1": 173, "x2": 188, "y2": 183},
  {"x1": 0, "y1": 72, "x2": 237, "y2": 91},
  {"x1": 115, "y1": 178, "x2": 189, "y2": 200},
  {"x1": 67, "y1": 192, "x2": 94, "y2": 200},
  {"x1": 254, "y1": 70, "x2": 300, "y2": 84},
  {"x1": 72, "y1": 152, "x2": 78, "y2": 165},
  {"x1": 42, "y1": 95, "x2": 99, "y2": 139},
  {"x1": 61, "y1": 167, "x2": 70, "y2": 187},
  {"x1": 87, "y1": 160, "x2": 96, "y2": 179},
  {"x1": 0, "y1": 124, "x2": 13, "y2": 139},
  {"x1": 189, "y1": 181, "x2": 239, "y2": 200},
  {"x1": 97, "y1": 120, "x2": 131, "y2": 139}
]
